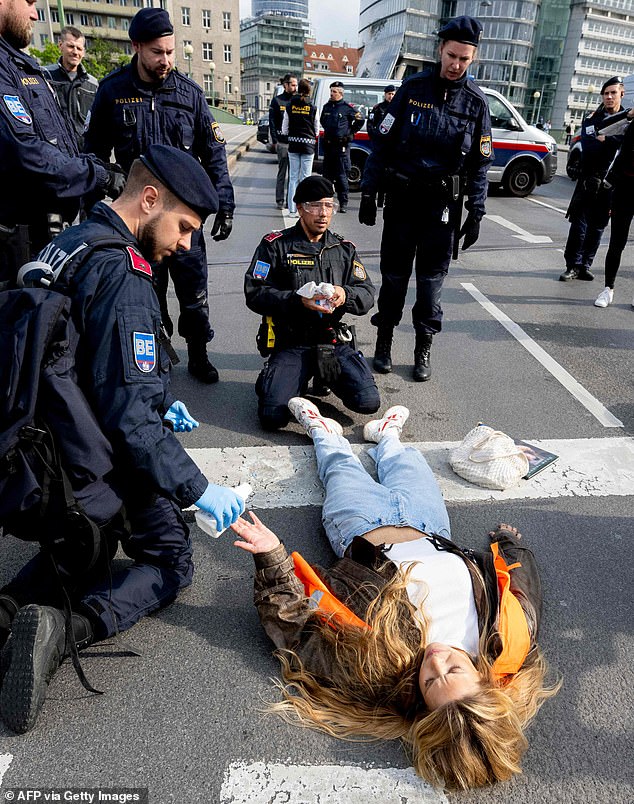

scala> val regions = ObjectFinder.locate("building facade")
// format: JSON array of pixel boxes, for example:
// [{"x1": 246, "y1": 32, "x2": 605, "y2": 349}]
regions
[
  {"x1": 31, "y1": 0, "x2": 242, "y2": 116},
  {"x1": 251, "y1": 0, "x2": 308, "y2": 21},
  {"x1": 240, "y1": 12, "x2": 306, "y2": 119},
  {"x1": 303, "y1": 38, "x2": 360, "y2": 83},
  {"x1": 551, "y1": 0, "x2": 634, "y2": 132}
]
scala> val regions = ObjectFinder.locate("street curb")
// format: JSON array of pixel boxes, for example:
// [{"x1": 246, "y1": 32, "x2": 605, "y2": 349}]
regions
[{"x1": 227, "y1": 132, "x2": 258, "y2": 172}]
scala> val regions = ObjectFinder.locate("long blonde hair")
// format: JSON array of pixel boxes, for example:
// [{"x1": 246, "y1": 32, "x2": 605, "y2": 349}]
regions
[{"x1": 268, "y1": 564, "x2": 561, "y2": 790}]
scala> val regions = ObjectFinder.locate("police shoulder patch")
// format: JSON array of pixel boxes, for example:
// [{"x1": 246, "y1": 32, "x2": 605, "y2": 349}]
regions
[
  {"x1": 264, "y1": 230, "x2": 283, "y2": 242},
  {"x1": 379, "y1": 112, "x2": 395, "y2": 135},
  {"x1": 353, "y1": 259, "x2": 367, "y2": 280},
  {"x1": 480, "y1": 135, "x2": 492, "y2": 157},
  {"x1": 211, "y1": 121, "x2": 226, "y2": 144},
  {"x1": 126, "y1": 246, "x2": 152, "y2": 279},
  {"x1": 133, "y1": 331, "x2": 156, "y2": 373},
  {"x1": 253, "y1": 259, "x2": 271, "y2": 280},
  {"x1": 3, "y1": 95, "x2": 32, "y2": 125}
]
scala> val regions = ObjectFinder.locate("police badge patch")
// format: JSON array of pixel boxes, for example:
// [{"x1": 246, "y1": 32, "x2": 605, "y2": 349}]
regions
[
  {"x1": 480, "y1": 135, "x2": 492, "y2": 157},
  {"x1": 353, "y1": 260, "x2": 367, "y2": 280},
  {"x1": 253, "y1": 259, "x2": 270, "y2": 280},
  {"x1": 211, "y1": 121, "x2": 226, "y2": 144},
  {"x1": 3, "y1": 95, "x2": 32, "y2": 125},
  {"x1": 379, "y1": 112, "x2": 395, "y2": 135},
  {"x1": 133, "y1": 332, "x2": 156, "y2": 372}
]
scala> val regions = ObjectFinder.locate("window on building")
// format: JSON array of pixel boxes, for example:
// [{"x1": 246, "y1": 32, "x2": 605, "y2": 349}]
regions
[
  {"x1": 119, "y1": 0, "x2": 126, "y2": 6},
  {"x1": 80, "y1": 13, "x2": 89, "y2": 25},
  {"x1": 222, "y1": 11, "x2": 231, "y2": 30},
  {"x1": 158, "y1": 0, "x2": 166, "y2": 9},
  {"x1": 108, "y1": 16, "x2": 116, "y2": 28},
  {"x1": 66, "y1": 11, "x2": 74, "y2": 23},
  {"x1": 346, "y1": 64, "x2": 353, "y2": 74},
  {"x1": 203, "y1": 74, "x2": 213, "y2": 95},
  {"x1": 202, "y1": 9, "x2": 211, "y2": 28},
  {"x1": 133, "y1": 0, "x2": 142, "y2": 6},
  {"x1": 93, "y1": 15, "x2": 102, "y2": 26},
  {"x1": 181, "y1": 7, "x2": 190, "y2": 25},
  {"x1": 36, "y1": 8, "x2": 45, "y2": 21},
  {"x1": 39, "y1": 34, "x2": 48, "y2": 46},
  {"x1": 51, "y1": 9, "x2": 59, "y2": 22},
  {"x1": 202, "y1": 42, "x2": 213, "y2": 61},
  {"x1": 121, "y1": 18, "x2": 129, "y2": 30},
  {"x1": 223, "y1": 43, "x2": 231, "y2": 63},
  {"x1": 106, "y1": 0, "x2": 113, "y2": 4},
  {"x1": 225, "y1": 76, "x2": 232, "y2": 94}
]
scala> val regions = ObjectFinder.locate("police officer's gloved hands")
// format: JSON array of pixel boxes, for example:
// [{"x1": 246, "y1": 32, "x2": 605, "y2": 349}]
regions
[
  {"x1": 195, "y1": 483, "x2": 245, "y2": 532},
  {"x1": 164, "y1": 400, "x2": 199, "y2": 432},
  {"x1": 359, "y1": 194, "x2": 377, "y2": 226},
  {"x1": 105, "y1": 166, "x2": 126, "y2": 200},
  {"x1": 210, "y1": 211, "x2": 233, "y2": 241},
  {"x1": 459, "y1": 213, "x2": 481, "y2": 251}
]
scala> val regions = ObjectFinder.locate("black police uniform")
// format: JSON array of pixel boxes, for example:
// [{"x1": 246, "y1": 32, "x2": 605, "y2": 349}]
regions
[
  {"x1": 320, "y1": 96, "x2": 364, "y2": 209},
  {"x1": 561, "y1": 104, "x2": 623, "y2": 281},
  {"x1": 83, "y1": 56, "x2": 235, "y2": 365},
  {"x1": 44, "y1": 59, "x2": 98, "y2": 147},
  {"x1": 367, "y1": 99, "x2": 391, "y2": 142},
  {"x1": 269, "y1": 88, "x2": 294, "y2": 207},
  {"x1": 361, "y1": 63, "x2": 492, "y2": 339},
  {"x1": 0, "y1": 36, "x2": 111, "y2": 283},
  {"x1": 1, "y1": 202, "x2": 207, "y2": 640},
  {"x1": 245, "y1": 225, "x2": 380, "y2": 430}
]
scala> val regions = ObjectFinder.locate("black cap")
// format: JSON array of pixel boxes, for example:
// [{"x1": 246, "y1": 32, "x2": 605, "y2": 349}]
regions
[
  {"x1": 601, "y1": 76, "x2": 624, "y2": 94},
  {"x1": 129, "y1": 8, "x2": 173, "y2": 43},
  {"x1": 294, "y1": 176, "x2": 334, "y2": 204},
  {"x1": 140, "y1": 144, "x2": 218, "y2": 221},
  {"x1": 437, "y1": 15, "x2": 482, "y2": 46},
  {"x1": 384, "y1": 85, "x2": 396, "y2": 93},
  {"x1": 330, "y1": 81, "x2": 344, "y2": 89}
]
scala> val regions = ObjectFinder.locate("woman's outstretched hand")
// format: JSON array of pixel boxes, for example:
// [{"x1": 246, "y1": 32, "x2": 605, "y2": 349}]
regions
[{"x1": 231, "y1": 510, "x2": 281, "y2": 554}]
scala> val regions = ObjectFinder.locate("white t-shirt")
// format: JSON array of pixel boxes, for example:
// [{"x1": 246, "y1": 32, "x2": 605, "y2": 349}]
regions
[{"x1": 385, "y1": 537, "x2": 480, "y2": 657}]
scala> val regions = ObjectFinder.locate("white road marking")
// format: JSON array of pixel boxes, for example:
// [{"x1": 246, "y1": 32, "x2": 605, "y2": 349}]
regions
[
  {"x1": 527, "y1": 197, "x2": 567, "y2": 215},
  {"x1": 486, "y1": 214, "x2": 553, "y2": 243},
  {"x1": 186, "y1": 436, "x2": 634, "y2": 508},
  {"x1": 461, "y1": 282, "x2": 623, "y2": 428},
  {"x1": 220, "y1": 762, "x2": 448, "y2": 804},
  {"x1": 0, "y1": 754, "x2": 13, "y2": 786}
]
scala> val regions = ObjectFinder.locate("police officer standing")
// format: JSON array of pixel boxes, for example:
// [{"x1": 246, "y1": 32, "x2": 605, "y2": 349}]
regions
[
  {"x1": 44, "y1": 26, "x2": 98, "y2": 148},
  {"x1": 83, "y1": 8, "x2": 235, "y2": 384},
  {"x1": 269, "y1": 73, "x2": 297, "y2": 209},
  {"x1": 245, "y1": 176, "x2": 380, "y2": 431},
  {"x1": 559, "y1": 76, "x2": 624, "y2": 284},
  {"x1": 0, "y1": 145, "x2": 244, "y2": 734},
  {"x1": 359, "y1": 16, "x2": 492, "y2": 382},
  {"x1": 320, "y1": 81, "x2": 364, "y2": 213},
  {"x1": 0, "y1": 0, "x2": 123, "y2": 284}
]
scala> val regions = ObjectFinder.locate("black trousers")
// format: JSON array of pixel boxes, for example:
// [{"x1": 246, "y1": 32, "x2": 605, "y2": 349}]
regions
[
  {"x1": 604, "y1": 179, "x2": 634, "y2": 288},
  {"x1": 564, "y1": 183, "x2": 611, "y2": 272},
  {"x1": 322, "y1": 144, "x2": 351, "y2": 206}
]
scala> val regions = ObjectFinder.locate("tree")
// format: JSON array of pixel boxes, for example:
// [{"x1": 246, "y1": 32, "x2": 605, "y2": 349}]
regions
[{"x1": 30, "y1": 36, "x2": 130, "y2": 80}]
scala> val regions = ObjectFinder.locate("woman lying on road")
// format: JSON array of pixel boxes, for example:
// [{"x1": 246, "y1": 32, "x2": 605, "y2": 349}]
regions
[{"x1": 231, "y1": 399, "x2": 560, "y2": 790}]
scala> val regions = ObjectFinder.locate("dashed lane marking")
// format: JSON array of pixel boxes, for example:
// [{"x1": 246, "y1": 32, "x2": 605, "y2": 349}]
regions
[
  {"x1": 462, "y1": 282, "x2": 623, "y2": 428},
  {"x1": 0, "y1": 754, "x2": 13, "y2": 787},
  {"x1": 527, "y1": 197, "x2": 567, "y2": 214},
  {"x1": 186, "y1": 436, "x2": 634, "y2": 508},
  {"x1": 220, "y1": 762, "x2": 448, "y2": 804}
]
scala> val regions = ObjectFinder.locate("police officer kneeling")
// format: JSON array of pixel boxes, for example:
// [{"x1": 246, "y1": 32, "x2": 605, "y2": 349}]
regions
[
  {"x1": 359, "y1": 15, "x2": 492, "y2": 382},
  {"x1": 0, "y1": 145, "x2": 244, "y2": 734},
  {"x1": 245, "y1": 176, "x2": 380, "y2": 430}
]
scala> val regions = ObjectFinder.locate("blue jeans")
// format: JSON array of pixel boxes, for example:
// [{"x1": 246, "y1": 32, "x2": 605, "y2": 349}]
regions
[
  {"x1": 314, "y1": 431, "x2": 451, "y2": 557},
  {"x1": 287, "y1": 152, "x2": 315, "y2": 214}
]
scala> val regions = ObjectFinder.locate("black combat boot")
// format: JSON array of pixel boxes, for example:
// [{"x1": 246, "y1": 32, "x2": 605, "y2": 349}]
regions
[
  {"x1": 0, "y1": 594, "x2": 19, "y2": 650},
  {"x1": 187, "y1": 341, "x2": 219, "y2": 384},
  {"x1": 373, "y1": 327, "x2": 394, "y2": 374},
  {"x1": 413, "y1": 334, "x2": 433, "y2": 382}
]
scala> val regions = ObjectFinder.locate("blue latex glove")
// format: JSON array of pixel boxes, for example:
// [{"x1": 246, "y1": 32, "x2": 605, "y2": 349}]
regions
[
  {"x1": 164, "y1": 400, "x2": 199, "y2": 432},
  {"x1": 195, "y1": 483, "x2": 244, "y2": 532}
]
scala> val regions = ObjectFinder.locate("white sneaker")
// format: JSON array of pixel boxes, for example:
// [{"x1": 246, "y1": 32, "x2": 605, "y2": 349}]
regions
[
  {"x1": 363, "y1": 405, "x2": 410, "y2": 443},
  {"x1": 288, "y1": 397, "x2": 343, "y2": 437},
  {"x1": 594, "y1": 287, "x2": 614, "y2": 308}
]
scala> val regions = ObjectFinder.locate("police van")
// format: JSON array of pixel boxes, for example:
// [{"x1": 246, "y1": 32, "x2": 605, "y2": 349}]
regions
[{"x1": 311, "y1": 76, "x2": 557, "y2": 197}]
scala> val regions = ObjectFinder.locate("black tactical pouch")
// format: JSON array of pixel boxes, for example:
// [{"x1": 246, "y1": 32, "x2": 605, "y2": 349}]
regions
[{"x1": 316, "y1": 344, "x2": 341, "y2": 385}]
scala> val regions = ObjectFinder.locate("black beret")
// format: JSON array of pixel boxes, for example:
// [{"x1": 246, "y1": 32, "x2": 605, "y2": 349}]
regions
[
  {"x1": 294, "y1": 176, "x2": 335, "y2": 204},
  {"x1": 140, "y1": 144, "x2": 218, "y2": 221},
  {"x1": 384, "y1": 85, "x2": 396, "y2": 93},
  {"x1": 601, "y1": 76, "x2": 624, "y2": 94},
  {"x1": 437, "y1": 15, "x2": 482, "y2": 47},
  {"x1": 330, "y1": 81, "x2": 345, "y2": 89},
  {"x1": 129, "y1": 8, "x2": 173, "y2": 43}
]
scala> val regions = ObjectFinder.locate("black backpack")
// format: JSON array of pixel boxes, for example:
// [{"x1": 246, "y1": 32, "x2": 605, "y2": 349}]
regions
[{"x1": 0, "y1": 237, "x2": 129, "y2": 574}]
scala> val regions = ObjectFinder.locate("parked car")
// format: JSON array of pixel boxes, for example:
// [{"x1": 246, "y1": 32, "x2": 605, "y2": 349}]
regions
[{"x1": 310, "y1": 77, "x2": 557, "y2": 197}]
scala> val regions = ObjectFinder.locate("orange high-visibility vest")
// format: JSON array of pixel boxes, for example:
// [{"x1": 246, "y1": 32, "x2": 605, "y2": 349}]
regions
[
  {"x1": 292, "y1": 551, "x2": 370, "y2": 630},
  {"x1": 490, "y1": 541, "x2": 531, "y2": 679}
]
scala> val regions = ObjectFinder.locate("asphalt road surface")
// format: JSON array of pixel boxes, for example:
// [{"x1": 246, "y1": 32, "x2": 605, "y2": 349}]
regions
[{"x1": 1, "y1": 139, "x2": 633, "y2": 804}]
